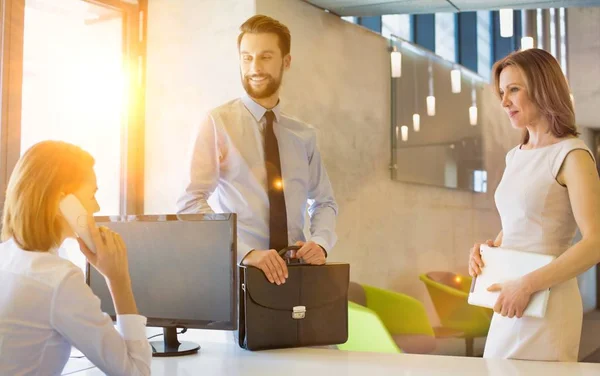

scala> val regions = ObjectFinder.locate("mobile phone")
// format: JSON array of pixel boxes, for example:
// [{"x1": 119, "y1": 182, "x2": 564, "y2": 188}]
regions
[{"x1": 59, "y1": 194, "x2": 96, "y2": 253}]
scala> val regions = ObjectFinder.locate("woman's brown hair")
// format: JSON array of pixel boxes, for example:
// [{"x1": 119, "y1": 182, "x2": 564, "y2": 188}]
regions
[{"x1": 492, "y1": 48, "x2": 578, "y2": 144}]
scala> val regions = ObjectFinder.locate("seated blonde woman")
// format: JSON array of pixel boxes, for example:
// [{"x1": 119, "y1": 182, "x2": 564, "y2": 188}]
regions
[{"x1": 0, "y1": 141, "x2": 151, "y2": 375}]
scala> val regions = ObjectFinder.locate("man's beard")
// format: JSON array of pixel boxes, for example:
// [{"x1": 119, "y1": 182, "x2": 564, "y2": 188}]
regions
[{"x1": 241, "y1": 66, "x2": 284, "y2": 99}]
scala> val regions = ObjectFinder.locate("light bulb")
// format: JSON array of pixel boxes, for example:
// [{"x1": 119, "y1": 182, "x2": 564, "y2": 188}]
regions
[
  {"x1": 451, "y1": 69, "x2": 461, "y2": 93},
  {"x1": 426, "y1": 96, "x2": 436, "y2": 116},
  {"x1": 500, "y1": 9, "x2": 513, "y2": 38},
  {"x1": 469, "y1": 106, "x2": 478, "y2": 126},
  {"x1": 413, "y1": 113, "x2": 420, "y2": 132},
  {"x1": 521, "y1": 36, "x2": 534, "y2": 50},
  {"x1": 391, "y1": 50, "x2": 402, "y2": 78}
]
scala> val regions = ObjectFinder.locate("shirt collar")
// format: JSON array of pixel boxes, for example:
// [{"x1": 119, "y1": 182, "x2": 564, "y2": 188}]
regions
[{"x1": 241, "y1": 94, "x2": 282, "y2": 123}]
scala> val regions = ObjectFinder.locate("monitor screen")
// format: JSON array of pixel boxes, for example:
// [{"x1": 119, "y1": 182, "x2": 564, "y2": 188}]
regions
[{"x1": 86, "y1": 213, "x2": 237, "y2": 330}]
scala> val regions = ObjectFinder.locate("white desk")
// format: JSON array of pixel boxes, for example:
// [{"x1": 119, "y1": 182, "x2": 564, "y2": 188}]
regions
[{"x1": 63, "y1": 329, "x2": 600, "y2": 376}]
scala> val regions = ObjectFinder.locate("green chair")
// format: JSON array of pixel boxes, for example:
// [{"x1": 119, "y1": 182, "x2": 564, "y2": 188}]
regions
[
  {"x1": 338, "y1": 301, "x2": 401, "y2": 353},
  {"x1": 338, "y1": 282, "x2": 436, "y2": 354},
  {"x1": 419, "y1": 272, "x2": 493, "y2": 356}
]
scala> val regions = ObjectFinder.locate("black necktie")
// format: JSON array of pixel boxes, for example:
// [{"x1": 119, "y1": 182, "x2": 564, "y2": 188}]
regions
[{"x1": 264, "y1": 110, "x2": 288, "y2": 251}]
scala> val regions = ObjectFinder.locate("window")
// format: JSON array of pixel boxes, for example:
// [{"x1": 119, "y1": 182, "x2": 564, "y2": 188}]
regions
[
  {"x1": 21, "y1": 0, "x2": 124, "y2": 216},
  {"x1": 559, "y1": 8, "x2": 567, "y2": 75},
  {"x1": 341, "y1": 16, "x2": 357, "y2": 24},
  {"x1": 382, "y1": 14, "x2": 411, "y2": 41},
  {"x1": 537, "y1": 9, "x2": 543, "y2": 49},
  {"x1": 549, "y1": 8, "x2": 557, "y2": 57},
  {"x1": 1, "y1": 0, "x2": 145, "y2": 272},
  {"x1": 474, "y1": 170, "x2": 488, "y2": 193},
  {"x1": 476, "y1": 11, "x2": 491, "y2": 82},
  {"x1": 435, "y1": 13, "x2": 456, "y2": 62}
]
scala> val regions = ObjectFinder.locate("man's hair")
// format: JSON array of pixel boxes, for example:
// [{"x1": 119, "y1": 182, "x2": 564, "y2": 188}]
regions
[{"x1": 238, "y1": 15, "x2": 291, "y2": 56}]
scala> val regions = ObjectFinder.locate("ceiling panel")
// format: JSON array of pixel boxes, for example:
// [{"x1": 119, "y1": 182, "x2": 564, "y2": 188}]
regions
[
  {"x1": 311, "y1": 0, "x2": 454, "y2": 16},
  {"x1": 305, "y1": 0, "x2": 600, "y2": 16},
  {"x1": 452, "y1": 0, "x2": 600, "y2": 11}
]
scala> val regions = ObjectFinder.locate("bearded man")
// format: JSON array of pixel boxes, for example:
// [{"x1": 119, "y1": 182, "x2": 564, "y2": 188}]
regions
[{"x1": 177, "y1": 15, "x2": 338, "y2": 285}]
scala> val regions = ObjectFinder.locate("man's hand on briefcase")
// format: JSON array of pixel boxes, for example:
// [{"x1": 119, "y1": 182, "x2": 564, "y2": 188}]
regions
[
  {"x1": 295, "y1": 241, "x2": 326, "y2": 265},
  {"x1": 242, "y1": 249, "x2": 289, "y2": 285}
]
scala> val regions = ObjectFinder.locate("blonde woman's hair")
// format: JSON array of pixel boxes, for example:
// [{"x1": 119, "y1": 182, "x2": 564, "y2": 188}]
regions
[
  {"x1": 492, "y1": 48, "x2": 578, "y2": 144},
  {"x1": 1, "y1": 140, "x2": 94, "y2": 251}
]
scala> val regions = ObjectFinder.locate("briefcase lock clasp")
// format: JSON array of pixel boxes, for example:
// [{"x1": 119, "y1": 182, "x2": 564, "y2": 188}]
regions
[{"x1": 292, "y1": 306, "x2": 306, "y2": 320}]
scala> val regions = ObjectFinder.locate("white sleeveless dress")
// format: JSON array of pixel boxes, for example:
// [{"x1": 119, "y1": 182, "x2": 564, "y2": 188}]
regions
[{"x1": 483, "y1": 138, "x2": 594, "y2": 361}]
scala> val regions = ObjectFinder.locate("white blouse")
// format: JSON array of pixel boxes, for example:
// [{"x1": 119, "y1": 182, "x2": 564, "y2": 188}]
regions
[{"x1": 0, "y1": 238, "x2": 151, "y2": 376}]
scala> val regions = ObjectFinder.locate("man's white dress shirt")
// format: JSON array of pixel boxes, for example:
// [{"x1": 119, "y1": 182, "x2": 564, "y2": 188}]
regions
[{"x1": 177, "y1": 95, "x2": 338, "y2": 260}]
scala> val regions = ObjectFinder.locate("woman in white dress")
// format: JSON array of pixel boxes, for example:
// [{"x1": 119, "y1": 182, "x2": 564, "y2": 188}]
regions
[{"x1": 468, "y1": 48, "x2": 600, "y2": 361}]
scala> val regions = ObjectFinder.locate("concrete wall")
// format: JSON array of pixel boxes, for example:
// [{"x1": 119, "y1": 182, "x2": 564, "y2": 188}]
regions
[
  {"x1": 568, "y1": 7, "x2": 600, "y2": 131},
  {"x1": 144, "y1": 0, "x2": 255, "y2": 214}
]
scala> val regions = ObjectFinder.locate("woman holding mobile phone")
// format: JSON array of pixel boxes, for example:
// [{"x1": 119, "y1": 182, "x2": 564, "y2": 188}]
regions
[{"x1": 0, "y1": 141, "x2": 151, "y2": 375}]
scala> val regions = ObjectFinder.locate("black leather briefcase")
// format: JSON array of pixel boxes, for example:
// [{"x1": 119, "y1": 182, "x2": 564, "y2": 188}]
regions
[{"x1": 237, "y1": 246, "x2": 350, "y2": 351}]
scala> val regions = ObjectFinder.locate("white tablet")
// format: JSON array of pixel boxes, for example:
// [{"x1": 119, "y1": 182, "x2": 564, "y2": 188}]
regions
[{"x1": 468, "y1": 245, "x2": 555, "y2": 318}]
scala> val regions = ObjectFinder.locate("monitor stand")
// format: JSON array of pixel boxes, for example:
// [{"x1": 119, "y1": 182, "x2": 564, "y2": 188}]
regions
[{"x1": 150, "y1": 327, "x2": 200, "y2": 357}]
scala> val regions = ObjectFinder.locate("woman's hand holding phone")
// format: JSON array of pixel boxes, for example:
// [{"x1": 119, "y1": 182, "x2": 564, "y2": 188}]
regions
[
  {"x1": 77, "y1": 216, "x2": 130, "y2": 284},
  {"x1": 78, "y1": 216, "x2": 138, "y2": 315},
  {"x1": 59, "y1": 194, "x2": 97, "y2": 253}
]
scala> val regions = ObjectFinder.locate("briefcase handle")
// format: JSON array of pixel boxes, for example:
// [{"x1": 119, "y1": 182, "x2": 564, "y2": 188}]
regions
[{"x1": 278, "y1": 245, "x2": 307, "y2": 265}]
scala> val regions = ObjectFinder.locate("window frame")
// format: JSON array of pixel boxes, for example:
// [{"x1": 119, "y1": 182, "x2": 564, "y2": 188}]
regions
[{"x1": 0, "y1": 0, "x2": 147, "y2": 216}]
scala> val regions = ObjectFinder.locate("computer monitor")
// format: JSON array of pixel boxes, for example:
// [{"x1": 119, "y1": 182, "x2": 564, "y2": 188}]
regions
[{"x1": 86, "y1": 213, "x2": 237, "y2": 357}]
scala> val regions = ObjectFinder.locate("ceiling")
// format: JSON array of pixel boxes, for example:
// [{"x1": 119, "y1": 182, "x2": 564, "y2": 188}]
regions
[{"x1": 304, "y1": 0, "x2": 600, "y2": 16}]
